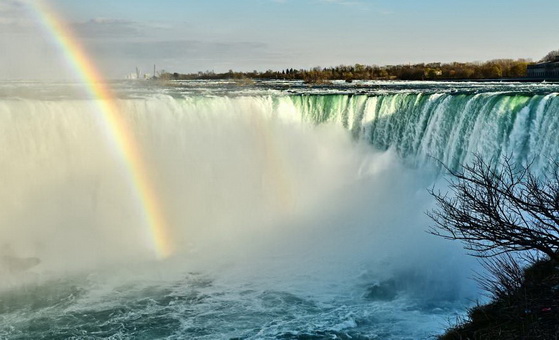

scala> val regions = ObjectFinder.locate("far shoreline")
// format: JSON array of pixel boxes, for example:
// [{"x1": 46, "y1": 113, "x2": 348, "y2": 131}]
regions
[{"x1": 151, "y1": 57, "x2": 559, "y2": 84}]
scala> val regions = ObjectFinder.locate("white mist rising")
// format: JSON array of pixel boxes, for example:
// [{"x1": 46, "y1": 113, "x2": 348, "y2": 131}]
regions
[{"x1": 0, "y1": 94, "x2": 478, "y2": 305}]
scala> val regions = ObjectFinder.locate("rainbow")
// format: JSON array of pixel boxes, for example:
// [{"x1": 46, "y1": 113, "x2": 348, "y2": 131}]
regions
[{"x1": 27, "y1": 0, "x2": 174, "y2": 259}]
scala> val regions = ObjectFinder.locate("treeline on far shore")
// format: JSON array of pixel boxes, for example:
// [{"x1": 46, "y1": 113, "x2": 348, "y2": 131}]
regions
[{"x1": 160, "y1": 59, "x2": 531, "y2": 83}]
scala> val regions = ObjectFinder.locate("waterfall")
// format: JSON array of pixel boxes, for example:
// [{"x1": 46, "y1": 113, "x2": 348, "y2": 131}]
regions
[
  {"x1": 1, "y1": 84, "x2": 557, "y2": 339},
  {"x1": 1, "y1": 92, "x2": 557, "y2": 263},
  {"x1": 289, "y1": 93, "x2": 559, "y2": 172}
]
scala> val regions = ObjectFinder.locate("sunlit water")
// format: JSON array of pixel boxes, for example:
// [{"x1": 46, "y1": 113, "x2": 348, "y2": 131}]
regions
[{"x1": 1, "y1": 80, "x2": 558, "y2": 339}]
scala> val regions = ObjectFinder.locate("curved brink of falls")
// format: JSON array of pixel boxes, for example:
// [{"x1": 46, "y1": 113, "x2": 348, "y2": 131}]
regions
[{"x1": 291, "y1": 92, "x2": 559, "y2": 173}]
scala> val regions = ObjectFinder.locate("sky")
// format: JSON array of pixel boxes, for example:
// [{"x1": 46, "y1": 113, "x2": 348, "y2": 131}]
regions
[{"x1": 0, "y1": 0, "x2": 558, "y2": 79}]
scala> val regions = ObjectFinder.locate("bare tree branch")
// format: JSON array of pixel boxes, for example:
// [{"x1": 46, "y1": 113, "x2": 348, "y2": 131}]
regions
[{"x1": 428, "y1": 155, "x2": 559, "y2": 261}]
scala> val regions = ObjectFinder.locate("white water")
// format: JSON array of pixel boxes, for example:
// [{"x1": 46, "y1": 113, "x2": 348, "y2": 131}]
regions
[
  {"x1": 290, "y1": 92, "x2": 559, "y2": 173},
  {"x1": 5, "y1": 86, "x2": 541, "y2": 338}
]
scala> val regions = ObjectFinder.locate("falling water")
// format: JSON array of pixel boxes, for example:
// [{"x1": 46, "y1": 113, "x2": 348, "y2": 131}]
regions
[{"x1": 1, "y1": 80, "x2": 558, "y2": 339}]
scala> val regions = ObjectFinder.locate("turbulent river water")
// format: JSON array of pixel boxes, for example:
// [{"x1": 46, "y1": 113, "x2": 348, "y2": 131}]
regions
[{"x1": 1, "y1": 80, "x2": 558, "y2": 339}]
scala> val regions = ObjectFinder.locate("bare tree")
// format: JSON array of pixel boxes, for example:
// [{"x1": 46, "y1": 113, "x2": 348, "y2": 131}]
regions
[
  {"x1": 474, "y1": 254, "x2": 525, "y2": 300},
  {"x1": 428, "y1": 156, "x2": 559, "y2": 261},
  {"x1": 540, "y1": 49, "x2": 559, "y2": 63}
]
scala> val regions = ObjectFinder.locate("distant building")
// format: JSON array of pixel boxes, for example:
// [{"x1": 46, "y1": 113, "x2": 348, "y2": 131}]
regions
[{"x1": 527, "y1": 56, "x2": 559, "y2": 78}]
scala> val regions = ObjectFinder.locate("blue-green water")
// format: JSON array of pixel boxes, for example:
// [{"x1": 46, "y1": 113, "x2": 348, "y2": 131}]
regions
[{"x1": 0, "y1": 80, "x2": 558, "y2": 339}]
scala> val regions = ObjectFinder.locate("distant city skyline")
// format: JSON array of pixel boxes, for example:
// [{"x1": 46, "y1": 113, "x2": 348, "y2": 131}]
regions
[{"x1": 1, "y1": 0, "x2": 558, "y2": 79}]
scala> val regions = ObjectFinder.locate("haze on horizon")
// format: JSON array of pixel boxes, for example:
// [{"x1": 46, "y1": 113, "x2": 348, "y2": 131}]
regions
[{"x1": 1, "y1": 0, "x2": 558, "y2": 80}]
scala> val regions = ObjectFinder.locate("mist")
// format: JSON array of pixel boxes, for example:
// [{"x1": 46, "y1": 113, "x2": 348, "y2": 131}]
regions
[{"x1": 0, "y1": 95, "x2": 479, "y2": 306}]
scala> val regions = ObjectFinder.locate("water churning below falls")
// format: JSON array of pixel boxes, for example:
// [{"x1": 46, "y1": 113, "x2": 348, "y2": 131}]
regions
[{"x1": 1, "y1": 80, "x2": 558, "y2": 339}]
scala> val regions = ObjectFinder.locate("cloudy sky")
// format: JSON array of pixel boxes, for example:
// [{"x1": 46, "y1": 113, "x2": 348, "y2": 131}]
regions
[{"x1": 1, "y1": 0, "x2": 558, "y2": 79}]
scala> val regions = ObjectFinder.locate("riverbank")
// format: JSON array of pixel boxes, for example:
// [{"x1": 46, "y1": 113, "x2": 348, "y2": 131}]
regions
[
  {"x1": 441, "y1": 258, "x2": 559, "y2": 339},
  {"x1": 160, "y1": 59, "x2": 534, "y2": 83}
]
